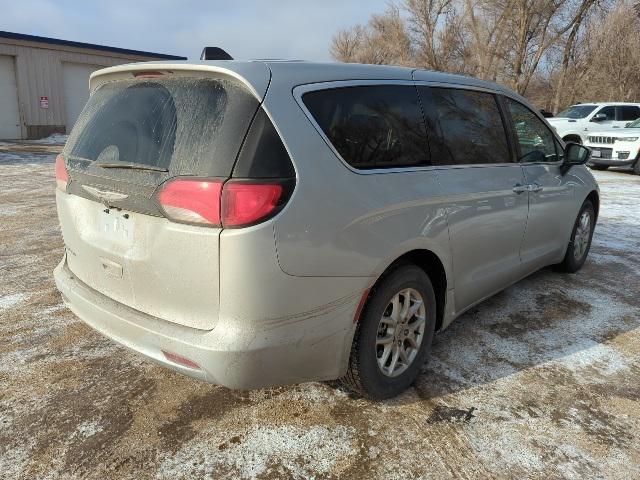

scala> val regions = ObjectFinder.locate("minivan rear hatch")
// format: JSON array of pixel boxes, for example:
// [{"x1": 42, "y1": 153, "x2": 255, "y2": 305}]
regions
[{"x1": 57, "y1": 66, "x2": 268, "y2": 330}]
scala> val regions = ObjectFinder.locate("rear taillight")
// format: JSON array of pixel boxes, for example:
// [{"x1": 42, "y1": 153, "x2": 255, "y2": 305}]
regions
[
  {"x1": 55, "y1": 154, "x2": 69, "y2": 192},
  {"x1": 221, "y1": 182, "x2": 284, "y2": 227},
  {"x1": 157, "y1": 179, "x2": 224, "y2": 225},
  {"x1": 156, "y1": 178, "x2": 291, "y2": 228}
]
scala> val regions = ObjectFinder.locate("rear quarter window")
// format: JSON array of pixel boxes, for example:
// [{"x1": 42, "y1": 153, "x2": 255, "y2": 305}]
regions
[{"x1": 302, "y1": 85, "x2": 430, "y2": 170}]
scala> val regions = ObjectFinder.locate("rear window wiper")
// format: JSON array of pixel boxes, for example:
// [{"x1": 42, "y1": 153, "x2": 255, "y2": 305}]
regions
[{"x1": 96, "y1": 162, "x2": 168, "y2": 172}]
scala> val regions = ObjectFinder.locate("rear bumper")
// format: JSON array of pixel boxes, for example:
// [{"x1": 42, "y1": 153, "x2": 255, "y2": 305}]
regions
[{"x1": 54, "y1": 257, "x2": 359, "y2": 389}]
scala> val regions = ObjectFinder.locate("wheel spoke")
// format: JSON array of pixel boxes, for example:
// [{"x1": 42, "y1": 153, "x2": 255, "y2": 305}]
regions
[
  {"x1": 378, "y1": 344, "x2": 393, "y2": 369},
  {"x1": 406, "y1": 300, "x2": 423, "y2": 321},
  {"x1": 581, "y1": 214, "x2": 589, "y2": 230},
  {"x1": 376, "y1": 334, "x2": 394, "y2": 346},
  {"x1": 399, "y1": 291, "x2": 410, "y2": 320},
  {"x1": 380, "y1": 315, "x2": 397, "y2": 327},
  {"x1": 388, "y1": 346, "x2": 400, "y2": 373},
  {"x1": 408, "y1": 314, "x2": 425, "y2": 330},
  {"x1": 399, "y1": 346, "x2": 409, "y2": 365},
  {"x1": 406, "y1": 334, "x2": 419, "y2": 349},
  {"x1": 390, "y1": 294, "x2": 401, "y2": 322}
]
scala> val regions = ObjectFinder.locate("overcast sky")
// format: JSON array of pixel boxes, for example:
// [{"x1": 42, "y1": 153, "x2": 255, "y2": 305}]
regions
[{"x1": 0, "y1": 0, "x2": 388, "y2": 61}]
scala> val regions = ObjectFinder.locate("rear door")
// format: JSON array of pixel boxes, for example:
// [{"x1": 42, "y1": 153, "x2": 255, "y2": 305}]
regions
[
  {"x1": 503, "y1": 97, "x2": 574, "y2": 268},
  {"x1": 57, "y1": 70, "x2": 265, "y2": 330},
  {"x1": 417, "y1": 85, "x2": 529, "y2": 312}
]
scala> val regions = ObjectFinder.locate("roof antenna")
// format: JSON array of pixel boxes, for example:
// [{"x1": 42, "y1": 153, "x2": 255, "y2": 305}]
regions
[{"x1": 200, "y1": 47, "x2": 233, "y2": 61}]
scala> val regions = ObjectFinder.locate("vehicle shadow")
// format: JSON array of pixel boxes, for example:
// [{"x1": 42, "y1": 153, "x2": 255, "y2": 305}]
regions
[{"x1": 405, "y1": 251, "x2": 640, "y2": 402}]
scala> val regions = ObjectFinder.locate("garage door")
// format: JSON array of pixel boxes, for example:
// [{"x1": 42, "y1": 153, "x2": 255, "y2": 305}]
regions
[
  {"x1": 0, "y1": 55, "x2": 21, "y2": 139},
  {"x1": 63, "y1": 62, "x2": 101, "y2": 132}
]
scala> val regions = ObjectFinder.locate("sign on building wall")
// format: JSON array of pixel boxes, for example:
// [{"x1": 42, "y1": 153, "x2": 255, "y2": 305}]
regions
[{"x1": 39, "y1": 96, "x2": 49, "y2": 109}]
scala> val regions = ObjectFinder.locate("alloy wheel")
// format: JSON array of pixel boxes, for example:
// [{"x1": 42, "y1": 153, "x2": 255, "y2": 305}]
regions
[
  {"x1": 375, "y1": 288, "x2": 426, "y2": 377},
  {"x1": 573, "y1": 210, "x2": 591, "y2": 261}
]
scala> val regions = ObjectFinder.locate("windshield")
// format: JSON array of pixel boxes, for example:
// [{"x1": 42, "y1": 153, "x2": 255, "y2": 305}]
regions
[{"x1": 556, "y1": 105, "x2": 597, "y2": 119}]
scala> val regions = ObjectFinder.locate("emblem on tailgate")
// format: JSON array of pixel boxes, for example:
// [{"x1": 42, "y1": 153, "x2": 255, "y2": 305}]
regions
[{"x1": 82, "y1": 185, "x2": 129, "y2": 205}]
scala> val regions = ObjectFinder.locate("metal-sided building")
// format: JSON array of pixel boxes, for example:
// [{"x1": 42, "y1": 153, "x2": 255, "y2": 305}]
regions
[{"x1": 0, "y1": 31, "x2": 186, "y2": 140}]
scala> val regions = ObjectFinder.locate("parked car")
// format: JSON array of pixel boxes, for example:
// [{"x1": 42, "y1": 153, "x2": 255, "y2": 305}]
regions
[
  {"x1": 54, "y1": 59, "x2": 598, "y2": 399},
  {"x1": 584, "y1": 117, "x2": 640, "y2": 174},
  {"x1": 548, "y1": 102, "x2": 640, "y2": 144}
]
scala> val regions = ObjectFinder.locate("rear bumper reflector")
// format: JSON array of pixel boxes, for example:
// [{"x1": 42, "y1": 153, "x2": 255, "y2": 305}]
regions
[{"x1": 161, "y1": 350, "x2": 201, "y2": 370}]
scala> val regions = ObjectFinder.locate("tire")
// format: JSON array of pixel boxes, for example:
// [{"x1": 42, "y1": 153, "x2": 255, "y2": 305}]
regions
[
  {"x1": 556, "y1": 200, "x2": 595, "y2": 273},
  {"x1": 634, "y1": 159, "x2": 640, "y2": 175},
  {"x1": 341, "y1": 265, "x2": 436, "y2": 399},
  {"x1": 589, "y1": 165, "x2": 609, "y2": 171}
]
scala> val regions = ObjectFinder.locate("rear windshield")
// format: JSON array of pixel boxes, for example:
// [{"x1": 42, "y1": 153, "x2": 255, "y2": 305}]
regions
[{"x1": 64, "y1": 75, "x2": 259, "y2": 181}]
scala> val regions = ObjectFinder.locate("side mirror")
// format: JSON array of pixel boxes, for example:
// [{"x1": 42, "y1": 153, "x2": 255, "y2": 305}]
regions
[
  {"x1": 591, "y1": 113, "x2": 607, "y2": 122},
  {"x1": 565, "y1": 142, "x2": 591, "y2": 166}
]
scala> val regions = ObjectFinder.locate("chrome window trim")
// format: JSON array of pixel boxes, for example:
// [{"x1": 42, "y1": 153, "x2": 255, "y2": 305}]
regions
[{"x1": 293, "y1": 79, "x2": 524, "y2": 175}]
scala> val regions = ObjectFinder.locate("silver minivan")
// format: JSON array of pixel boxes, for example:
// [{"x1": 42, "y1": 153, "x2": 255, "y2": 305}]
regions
[{"x1": 54, "y1": 60, "x2": 598, "y2": 399}]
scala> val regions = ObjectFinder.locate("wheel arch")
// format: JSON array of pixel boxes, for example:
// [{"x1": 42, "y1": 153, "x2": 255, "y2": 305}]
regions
[
  {"x1": 586, "y1": 190, "x2": 600, "y2": 221},
  {"x1": 369, "y1": 249, "x2": 449, "y2": 332}
]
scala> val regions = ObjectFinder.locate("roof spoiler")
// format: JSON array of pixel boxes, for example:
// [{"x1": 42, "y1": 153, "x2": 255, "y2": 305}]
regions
[{"x1": 200, "y1": 47, "x2": 233, "y2": 61}]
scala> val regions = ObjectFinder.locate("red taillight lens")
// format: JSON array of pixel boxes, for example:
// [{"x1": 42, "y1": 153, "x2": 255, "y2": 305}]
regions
[
  {"x1": 55, "y1": 154, "x2": 69, "y2": 192},
  {"x1": 157, "y1": 179, "x2": 223, "y2": 226},
  {"x1": 221, "y1": 182, "x2": 284, "y2": 228},
  {"x1": 156, "y1": 178, "x2": 290, "y2": 228}
]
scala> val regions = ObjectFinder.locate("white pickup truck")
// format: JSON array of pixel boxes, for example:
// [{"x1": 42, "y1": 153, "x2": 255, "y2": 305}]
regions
[
  {"x1": 583, "y1": 117, "x2": 640, "y2": 174},
  {"x1": 548, "y1": 103, "x2": 640, "y2": 144}
]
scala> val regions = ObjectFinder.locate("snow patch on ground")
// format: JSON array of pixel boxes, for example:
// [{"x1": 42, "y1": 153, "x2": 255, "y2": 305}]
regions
[
  {"x1": 158, "y1": 425, "x2": 354, "y2": 479},
  {"x1": 0, "y1": 293, "x2": 27, "y2": 311},
  {"x1": 74, "y1": 420, "x2": 104, "y2": 439}
]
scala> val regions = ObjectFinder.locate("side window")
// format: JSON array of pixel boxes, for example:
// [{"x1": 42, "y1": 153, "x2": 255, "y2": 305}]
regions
[
  {"x1": 506, "y1": 98, "x2": 559, "y2": 163},
  {"x1": 418, "y1": 87, "x2": 510, "y2": 165},
  {"x1": 302, "y1": 85, "x2": 429, "y2": 169},
  {"x1": 596, "y1": 106, "x2": 615, "y2": 120},
  {"x1": 617, "y1": 106, "x2": 640, "y2": 121}
]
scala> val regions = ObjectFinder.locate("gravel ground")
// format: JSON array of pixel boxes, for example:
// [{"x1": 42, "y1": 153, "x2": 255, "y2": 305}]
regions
[{"x1": 0, "y1": 143, "x2": 638, "y2": 479}]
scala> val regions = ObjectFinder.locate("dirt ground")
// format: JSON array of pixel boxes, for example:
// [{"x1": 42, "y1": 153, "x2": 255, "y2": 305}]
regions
[{"x1": 0, "y1": 142, "x2": 638, "y2": 479}]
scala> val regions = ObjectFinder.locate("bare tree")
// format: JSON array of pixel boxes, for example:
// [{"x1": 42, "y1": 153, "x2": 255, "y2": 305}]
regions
[
  {"x1": 330, "y1": 0, "x2": 636, "y2": 109},
  {"x1": 330, "y1": 5, "x2": 412, "y2": 66}
]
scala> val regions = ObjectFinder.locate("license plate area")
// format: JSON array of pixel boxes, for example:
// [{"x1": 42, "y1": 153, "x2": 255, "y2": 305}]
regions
[
  {"x1": 591, "y1": 149, "x2": 601, "y2": 158},
  {"x1": 98, "y1": 209, "x2": 135, "y2": 245}
]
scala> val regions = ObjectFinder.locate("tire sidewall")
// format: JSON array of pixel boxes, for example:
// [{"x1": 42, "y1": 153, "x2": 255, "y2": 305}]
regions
[{"x1": 355, "y1": 266, "x2": 436, "y2": 398}]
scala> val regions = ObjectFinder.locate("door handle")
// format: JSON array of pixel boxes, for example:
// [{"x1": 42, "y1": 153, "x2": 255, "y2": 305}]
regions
[{"x1": 529, "y1": 183, "x2": 543, "y2": 193}]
